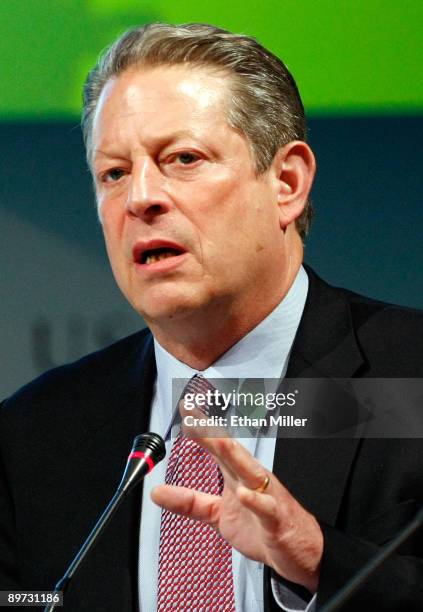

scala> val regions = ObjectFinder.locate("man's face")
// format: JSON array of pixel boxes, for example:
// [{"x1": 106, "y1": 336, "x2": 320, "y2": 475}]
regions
[{"x1": 91, "y1": 65, "x2": 288, "y2": 326}]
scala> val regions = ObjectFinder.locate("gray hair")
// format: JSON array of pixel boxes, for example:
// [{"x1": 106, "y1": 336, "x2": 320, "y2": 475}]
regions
[{"x1": 82, "y1": 23, "x2": 312, "y2": 237}]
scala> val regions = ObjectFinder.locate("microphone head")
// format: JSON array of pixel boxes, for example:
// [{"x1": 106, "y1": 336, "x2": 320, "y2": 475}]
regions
[
  {"x1": 132, "y1": 432, "x2": 166, "y2": 464},
  {"x1": 118, "y1": 433, "x2": 166, "y2": 493}
]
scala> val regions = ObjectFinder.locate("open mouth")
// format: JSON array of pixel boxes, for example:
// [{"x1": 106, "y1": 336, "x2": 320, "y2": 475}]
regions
[{"x1": 136, "y1": 246, "x2": 185, "y2": 265}]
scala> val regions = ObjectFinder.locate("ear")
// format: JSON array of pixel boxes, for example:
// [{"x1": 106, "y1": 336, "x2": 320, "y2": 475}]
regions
[{"x1": 271, "y1": 141, "x2": 316, "y2": 231}]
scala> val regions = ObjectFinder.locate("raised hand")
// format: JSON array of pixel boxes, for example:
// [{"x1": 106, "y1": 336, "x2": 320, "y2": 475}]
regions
[{"x1": 151, "y1": 404, "x2": 323, "y2": 593}]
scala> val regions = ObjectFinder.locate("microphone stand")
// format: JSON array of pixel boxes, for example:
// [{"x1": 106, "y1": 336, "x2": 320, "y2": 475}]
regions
[
  {"x1": 44, "y1": 488, "x2": 126, "y2": 611},
  {"x1": 44, "y1": 433, "x2": 165, "y2": 611},
  {"x1": 321, "y1": 504, "x2": 423, "y2": 612}
]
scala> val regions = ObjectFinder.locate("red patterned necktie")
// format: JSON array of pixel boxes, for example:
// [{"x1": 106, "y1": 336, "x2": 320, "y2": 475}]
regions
[{"x1": 157, "y1": 374, "x2": 236, "y2": 611}]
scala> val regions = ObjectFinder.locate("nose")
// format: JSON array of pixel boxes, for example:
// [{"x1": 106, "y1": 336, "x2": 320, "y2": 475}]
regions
[{"x1": 126, "y1": 157, "x2": 172, "y2": 218}]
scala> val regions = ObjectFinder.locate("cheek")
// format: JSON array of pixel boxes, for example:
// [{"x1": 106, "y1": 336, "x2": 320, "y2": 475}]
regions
[
  {"x1": 96, "y1": 191, "x2": 107, "y2": 224},
  {"x1": 100, "y1": 210, "x2": 127, "y2": 271},
  {"x1": 100, "y1": 199, "x2": 124, "y2": 239},
  {"x1": 177, "y1": 173, "x2": 239, "y2": 215},
  {"x1": 192, "y1": 193, "x2": 260, "y2": 260}
]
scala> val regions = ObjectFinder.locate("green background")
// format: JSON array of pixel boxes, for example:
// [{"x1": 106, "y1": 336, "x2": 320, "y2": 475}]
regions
[{"x1": 2, "y1": 0, "x2": 422, "y2": 119}]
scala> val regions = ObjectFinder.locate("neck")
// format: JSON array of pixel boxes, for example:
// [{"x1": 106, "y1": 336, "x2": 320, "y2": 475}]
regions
[
  {"x1": 148, "y1": 301, "x2": 277, "y2": 370},
  {"x1": 148, "y1": 246, "x2": 303, "y2": 370}
]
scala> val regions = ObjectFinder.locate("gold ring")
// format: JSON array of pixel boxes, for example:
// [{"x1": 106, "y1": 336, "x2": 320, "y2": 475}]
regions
[{"x1": 254, "y1": 475, "x2": 270, "y2": 493}]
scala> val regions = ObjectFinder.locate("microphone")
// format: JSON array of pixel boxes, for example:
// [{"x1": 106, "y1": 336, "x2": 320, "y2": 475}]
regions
[
  {"x1": 118, "y1": 432, "x2": 166, "y2": 493},
  {"x1": 44, "y1": 433, "x2": 165, "y2": 612}
]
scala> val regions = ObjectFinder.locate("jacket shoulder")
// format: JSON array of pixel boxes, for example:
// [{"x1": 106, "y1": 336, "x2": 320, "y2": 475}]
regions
[
  {"x1": 303, "y1": 266, "x2": 423, "y2": 377},
  {"x1": 338, "y1": 285, "x2": 423, "y2": 376},
  {"x1": 1, "y1": 327, "x2": 153, "y2": 419}
]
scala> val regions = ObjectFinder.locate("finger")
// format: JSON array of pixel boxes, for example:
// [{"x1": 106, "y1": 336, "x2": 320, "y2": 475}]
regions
[
  {"x1": 179, "y1": 403, "x2": 240, "y2": 482},
  {"x1": 207, "y1": 437, "x2": 271, "y2": 491},
  {"x1": 237, "y1": 485, "x2": 285, "y2": 532},
  {"x1": 151, "y1": 484, "x2": 221, "y2": 527},
  {"x1": 179, "y1": 402, "x2": 272, "y2": 490}
]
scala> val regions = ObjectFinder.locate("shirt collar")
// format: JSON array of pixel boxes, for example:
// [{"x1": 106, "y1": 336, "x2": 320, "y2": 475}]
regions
[{"x1": 154, "y1": 265, "x2": 309, "y2": 428}]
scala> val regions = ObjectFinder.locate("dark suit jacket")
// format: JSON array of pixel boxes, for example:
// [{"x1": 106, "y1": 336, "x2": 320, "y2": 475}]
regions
[{"x1": 1, "y1": 267, "x2": 423, "y2": 611}]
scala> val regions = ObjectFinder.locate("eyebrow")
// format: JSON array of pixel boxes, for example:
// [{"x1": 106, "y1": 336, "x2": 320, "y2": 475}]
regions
[
  {"x1": 92, "y1": 148, "x2": 119, "y2": 161},
  {"x1": 92, "y1": 128, "x2": 207, "y2": 161}
]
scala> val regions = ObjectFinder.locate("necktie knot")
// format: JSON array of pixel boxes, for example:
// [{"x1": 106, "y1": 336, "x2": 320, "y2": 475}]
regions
[{"x1": 182, "y1": 373, "x2": 218, "y2": 417}]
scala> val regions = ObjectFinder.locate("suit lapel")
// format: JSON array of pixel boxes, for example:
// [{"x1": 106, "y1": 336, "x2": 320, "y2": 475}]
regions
[
  {"x1": 273, "y1": 267, "x2": 364, "y2": 526},
  {"x1": 79, "y1": 329, "x2": 156, "y2": 436}
]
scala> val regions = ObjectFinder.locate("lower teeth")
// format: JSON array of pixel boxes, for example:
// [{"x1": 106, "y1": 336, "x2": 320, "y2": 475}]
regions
[{"x1": 145, "y1": 253, "x2": 174, "y2": 264}]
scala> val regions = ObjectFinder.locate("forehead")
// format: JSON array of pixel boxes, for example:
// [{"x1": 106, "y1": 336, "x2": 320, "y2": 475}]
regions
[{"x1": 91, "y1": 65, "x2": 234, "y2": 151}]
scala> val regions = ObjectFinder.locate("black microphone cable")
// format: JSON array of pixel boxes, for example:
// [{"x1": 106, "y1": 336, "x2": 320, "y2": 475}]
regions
[{"x1": 321, "y1": 504, "x2": 423, "y2": 611}]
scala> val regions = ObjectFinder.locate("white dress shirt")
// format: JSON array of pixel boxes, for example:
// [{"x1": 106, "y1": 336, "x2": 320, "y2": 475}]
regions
[{"x1": 139, "y1": 266, "x2": 316, "y2": 611}]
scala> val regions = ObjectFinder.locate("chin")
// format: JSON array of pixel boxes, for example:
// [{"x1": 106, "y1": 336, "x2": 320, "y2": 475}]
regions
[{"x1": 129, "y1": 289, "x2": 209, "y2": 324}]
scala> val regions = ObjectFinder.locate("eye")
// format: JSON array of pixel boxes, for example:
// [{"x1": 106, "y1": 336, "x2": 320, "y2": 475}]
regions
[
  {"x1": 175, "y1": 152, "x2": 200, "y2": 165},
  {"x1": 101, "y1": 168, "x2": 126, "y2": 183}
]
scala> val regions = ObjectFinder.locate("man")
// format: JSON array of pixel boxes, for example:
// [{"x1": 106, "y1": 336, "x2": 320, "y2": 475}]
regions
[{"x1": 1, "y1": 23, "x2": 422, "y2": 611}]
